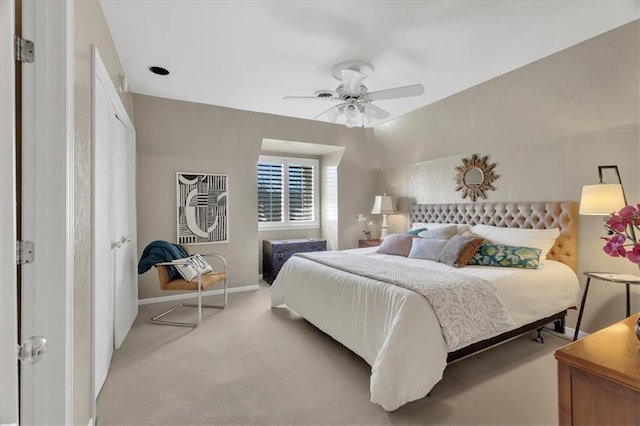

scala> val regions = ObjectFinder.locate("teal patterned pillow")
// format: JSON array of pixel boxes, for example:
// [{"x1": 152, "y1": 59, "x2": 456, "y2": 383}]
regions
[{"x1": 468, "y1": 244, "x2": 542, "y2": 269}]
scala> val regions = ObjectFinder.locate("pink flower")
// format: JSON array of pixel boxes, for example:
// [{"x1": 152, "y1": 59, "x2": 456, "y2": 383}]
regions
[
  {"x1": 603, "y1": 234, "x2": 627, "y2": 257},
  {"x1": 618, "y1": 205, "x2": 638, "y2": 217},
  {"x1": 603, "y1": 204, "x2": 640, "y2": 265},
  {"x1": 627, "y1": 245, "x2": 640, "y2": 264},
  {"x1": 605, "y1": 214, "x2": 630, "y2": 233}
]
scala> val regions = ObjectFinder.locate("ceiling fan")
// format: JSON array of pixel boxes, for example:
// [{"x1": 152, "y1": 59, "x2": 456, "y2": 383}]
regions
[{"x1": 283, "y1": 60, "x2": 425, "y2": 128}]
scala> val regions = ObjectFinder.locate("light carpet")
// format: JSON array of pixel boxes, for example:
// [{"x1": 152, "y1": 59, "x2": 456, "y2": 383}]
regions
[{"x1": 97, "y1": 282, "x2": 568, "y2": 425}]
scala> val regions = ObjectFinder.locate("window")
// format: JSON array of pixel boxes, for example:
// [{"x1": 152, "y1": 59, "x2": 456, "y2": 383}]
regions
[{"x1": 257, "y1": 155, "x2": 319, "y2": 229}]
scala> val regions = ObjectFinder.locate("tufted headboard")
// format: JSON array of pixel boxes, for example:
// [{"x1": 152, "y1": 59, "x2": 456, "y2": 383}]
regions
[{"x1": 409, "y1": 202, "x2": 578, "y2": 272}]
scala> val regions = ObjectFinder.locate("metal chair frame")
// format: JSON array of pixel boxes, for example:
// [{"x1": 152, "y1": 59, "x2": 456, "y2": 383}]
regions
[{"x1": 151, "y1": 253, "x2": 227, "y2": 327}]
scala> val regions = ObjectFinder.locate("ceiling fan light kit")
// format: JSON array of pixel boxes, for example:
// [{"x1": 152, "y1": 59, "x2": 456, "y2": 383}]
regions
[{"x1": 284, "y1": 60, "x2": 425, "y2": 128}]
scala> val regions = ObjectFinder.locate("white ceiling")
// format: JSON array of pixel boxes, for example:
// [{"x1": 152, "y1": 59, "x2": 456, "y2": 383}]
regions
[{"x1": 100, "y1": 1, "x2": 639, "y2": 127}]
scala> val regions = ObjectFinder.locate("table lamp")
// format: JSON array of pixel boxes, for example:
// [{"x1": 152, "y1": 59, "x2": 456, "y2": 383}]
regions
[{"x1": 371, "y1": 194, "x2": 397, "y2": 240}]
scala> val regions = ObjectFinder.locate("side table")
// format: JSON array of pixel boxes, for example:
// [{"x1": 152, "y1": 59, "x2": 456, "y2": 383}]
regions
[
  {"x1": 573, "y1": 271, "x2": 640, "y2": 341},
  {"x1": 359, "y1": 239, "x2": 381, "y2": 248}
]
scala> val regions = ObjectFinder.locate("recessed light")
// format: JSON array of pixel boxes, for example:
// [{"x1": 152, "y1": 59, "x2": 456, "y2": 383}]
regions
[{"x1": 149, "y1": 66, "x2": 169, "y2": 76}]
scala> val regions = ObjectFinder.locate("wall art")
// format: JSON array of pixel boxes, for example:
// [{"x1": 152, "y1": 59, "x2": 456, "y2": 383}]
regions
[
  {"x1": 454, "y1": 154, "x2": 499, "y2": 202},
  {"x1": 177, "y1": 172, "x2": 228, "y2": 244}
]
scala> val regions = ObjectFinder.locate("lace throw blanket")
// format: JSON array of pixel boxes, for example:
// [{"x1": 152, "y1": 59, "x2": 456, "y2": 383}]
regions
[{"x1": 295, "y1": 251, "x2": 514, "y2": 351}]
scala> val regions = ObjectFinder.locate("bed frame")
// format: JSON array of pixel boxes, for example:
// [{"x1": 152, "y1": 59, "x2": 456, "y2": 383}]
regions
[{"x1": 409, "y1": 201, "x2": 578, "y2": 362}]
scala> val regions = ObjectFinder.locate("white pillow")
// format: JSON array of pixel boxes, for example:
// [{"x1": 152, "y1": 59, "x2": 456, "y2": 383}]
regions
[
  {"x1": 411, "y1": 222, "x2": 429, "y2": 231},
  {"x1": 411, "y1": 222, "x2": 471, "y2": 235},
  {"x1": 408, "y1": 238, "x2": 448, "y2": 260},
  {"x1": 469, "y1": 224, "x2": 560, "y2": 263},
  {"x1": 418, "y1": 225, "x2": 458, "y2": 240}
]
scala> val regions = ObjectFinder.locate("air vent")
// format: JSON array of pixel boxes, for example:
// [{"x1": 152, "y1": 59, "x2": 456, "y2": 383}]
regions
[{"x1": 149, "y1": 66, "x2": 170, "y2": 76}]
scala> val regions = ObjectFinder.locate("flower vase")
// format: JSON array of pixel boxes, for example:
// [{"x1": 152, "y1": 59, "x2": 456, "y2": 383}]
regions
[{"x1": 363, "y1": 232, "x2": 371, "y2": 240}]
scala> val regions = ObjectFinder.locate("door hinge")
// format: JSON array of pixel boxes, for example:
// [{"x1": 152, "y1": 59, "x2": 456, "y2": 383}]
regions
[
  {"x1": 16, "y1": 240, "x2": 34, "y2": 264},
  {"x1": 14, "y1": 35, "x2": 34, "y2": 63}
]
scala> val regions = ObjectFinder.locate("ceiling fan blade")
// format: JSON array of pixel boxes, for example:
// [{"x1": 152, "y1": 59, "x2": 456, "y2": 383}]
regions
[
  {"x1": 313, "y1": 103, "x2": 344, "y2": 122},
  {"x1": 341, "y1": 69, "x2": 364, "y2": 94},
  {"x1": 283, "y1": 96, "x2": 338, "y2": 101},
  {"x1": 362, "y1": 103, "x2": 390, "y2": 120},
  {"x1": 365, "y1": 84, "x2": 425, "y2": 101}
]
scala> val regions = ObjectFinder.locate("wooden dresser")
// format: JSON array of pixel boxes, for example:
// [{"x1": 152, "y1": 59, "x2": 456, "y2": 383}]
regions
[{"x1": 554, "y1": 314, "x2": 640, "y2": 426}]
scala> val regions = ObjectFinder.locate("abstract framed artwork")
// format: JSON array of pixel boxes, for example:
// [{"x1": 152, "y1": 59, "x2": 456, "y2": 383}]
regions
[{"x1": 177, "y1": 172, "x2": 228, "y2": 244}]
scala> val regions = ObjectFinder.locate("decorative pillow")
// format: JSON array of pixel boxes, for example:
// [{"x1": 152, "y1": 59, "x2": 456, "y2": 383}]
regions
[
  {"x1": 461, "y1": 230, "x2": 491, "y2": 244},
  {"x1": 468, "y1": 244, "x2": 542, "y2": 269},
  {"x1": 376, "y1": 234, "x2": 414, "y2": 257},
  {"x1": 405, "y1": 227, "x2": 428, "y2": 236},
  {"x1": 408, "y1": 238, "x2": 448, "y2": 260},
  {"x1": 469, "y1": 224, "x2": 560, "y2": 263},
  {"x1": 175, "y1": 254, "x2": 213, "y2": 281},
  {"x1": 436, "y1": 234, "x2": 484, "y2": 268},
  {"x1": 412, "y1": 222, "x2": 471, "y2": 235},
  {"x1": 418, "y1": 225, "x2": 458, "y2": 240}
]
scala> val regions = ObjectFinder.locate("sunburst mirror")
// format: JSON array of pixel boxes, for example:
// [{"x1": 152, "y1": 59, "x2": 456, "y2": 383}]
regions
[{"x1": 454, "y1": 154, "x2": 499, "y2": 202}]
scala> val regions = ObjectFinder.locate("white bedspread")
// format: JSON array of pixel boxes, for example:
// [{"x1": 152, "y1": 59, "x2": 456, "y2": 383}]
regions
[
  {"x1": 295, "y1": 251, "x2": 514, "y2": 351},
  {"x1": 270, "y1": 248, "x2": 581, "y2": 411}
]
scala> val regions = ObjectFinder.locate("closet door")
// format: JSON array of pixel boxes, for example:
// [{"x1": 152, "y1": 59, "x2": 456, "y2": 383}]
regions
[
  {"x1": 93, "y1": 77, "x2": 115, "y2": 396},
  {"x1": 92, "y1": 46, "x2": 137, "y2": 398},
  {"x1": 112, "y1": 113, "x2": 138, "y2": 349}
]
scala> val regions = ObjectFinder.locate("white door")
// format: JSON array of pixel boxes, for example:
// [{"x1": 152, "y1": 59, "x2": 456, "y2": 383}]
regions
[
  {"x1": 92, "y1": 47, "x2": 138, "y2": 398},
  {"x1": 19, "y1": 1, "x2": 74, "y2": 424},
  {"x1": 93, "y1": 75, "x2": 115, "y2": 396},
  {"x1": 112, "y1": 113, "x2": 138, "y2": 349},
  {"x1": 0, "y1": 0, "x2": 20, "y2": 423}
]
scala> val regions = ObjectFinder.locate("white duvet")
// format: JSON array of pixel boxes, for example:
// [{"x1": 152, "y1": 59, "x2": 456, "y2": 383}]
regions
[{"x1": 271, "y1": 248, "x2": 581, "y2": 411}]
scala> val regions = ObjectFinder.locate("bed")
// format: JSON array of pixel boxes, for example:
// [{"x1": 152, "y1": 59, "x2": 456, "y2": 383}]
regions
[{"x1": 271, "y1": 201, "x2": 581, "y2": 411}]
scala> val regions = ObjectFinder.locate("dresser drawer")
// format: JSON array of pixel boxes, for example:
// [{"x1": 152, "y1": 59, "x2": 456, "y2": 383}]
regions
[{"x1": 263, "y1": 239, "x2": 327, "y2": 284}]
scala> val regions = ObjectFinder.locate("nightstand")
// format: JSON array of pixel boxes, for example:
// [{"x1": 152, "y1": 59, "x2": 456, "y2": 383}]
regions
[
  {"x1": 359, "y1": 239, "x2": 381, "y2": 248},
  {"x1": 573, "y1": 271, "x2": 640, "y2": 340}
]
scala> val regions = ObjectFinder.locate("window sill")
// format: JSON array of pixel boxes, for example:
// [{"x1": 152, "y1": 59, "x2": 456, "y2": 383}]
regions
[{"x1": 259, "y1": 224, "x2": 320, "y2": 232}]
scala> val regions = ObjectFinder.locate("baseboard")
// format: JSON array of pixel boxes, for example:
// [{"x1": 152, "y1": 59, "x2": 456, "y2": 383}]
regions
[
  {"x1": 138, "y1": 284, "x2": 260, "y2": 305},
  {"x1": 563, "y1": 326, "x2": 588, "y2": 340},
  {"x1": 544, "y1": 323, "x2": 588, "y2": 340},
  {"x1": 88, "y1": 418, "x2": 94, "y2": 426}
]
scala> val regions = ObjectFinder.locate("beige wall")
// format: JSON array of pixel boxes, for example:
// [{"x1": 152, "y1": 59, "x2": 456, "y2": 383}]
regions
[
  {"x1": 66, "y1": 5, "x2": 638, "y2": 422},
  {"x1": 74, "y1": 0, "x2": 134, "y2": 423},
  {"x1": 133, "y1": 94, "x2": 377, "y2": 299},
  {"x1": 373, "y1": 20, "x2": 640, "y2": 333}
]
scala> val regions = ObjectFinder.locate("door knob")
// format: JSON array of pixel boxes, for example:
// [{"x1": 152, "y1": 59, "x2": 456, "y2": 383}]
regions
[{"x1": 18, "y1": 336, "x2": 47, "y2": 365}]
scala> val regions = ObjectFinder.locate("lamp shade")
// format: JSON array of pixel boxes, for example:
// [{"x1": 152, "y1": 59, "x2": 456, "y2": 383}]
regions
[
  {"x1": 371, "y1": 195, "x2": 397, "y2": 215},
  {"x1": 579, "y1": 184, "x2": 625, "y2": 215}
]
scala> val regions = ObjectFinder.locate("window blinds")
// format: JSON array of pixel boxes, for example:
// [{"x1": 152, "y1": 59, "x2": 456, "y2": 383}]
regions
[
  {"x1": 257, "y1": 163, "x2": 283, "y2": 223},
  {"x1": 288, "y1": 164, "x2": 314, "y2": 222},
  {"x1": 257, "y1": 160, "x2": 316, "y2": 225}
]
